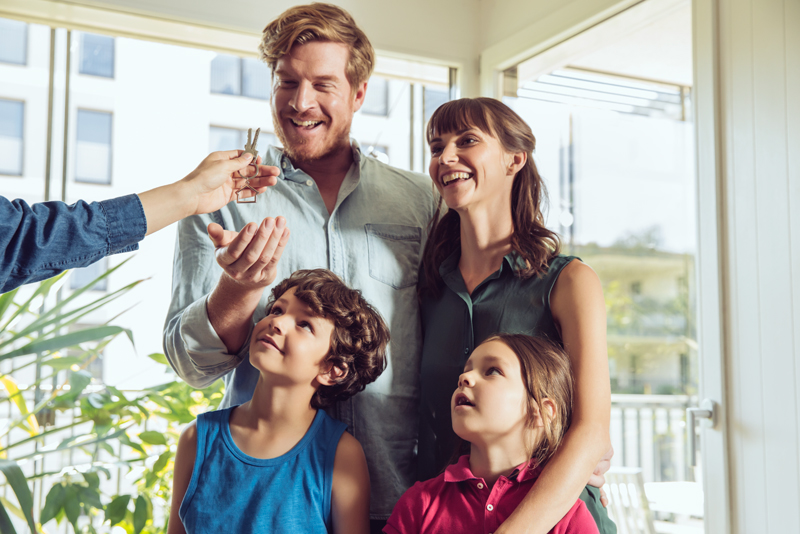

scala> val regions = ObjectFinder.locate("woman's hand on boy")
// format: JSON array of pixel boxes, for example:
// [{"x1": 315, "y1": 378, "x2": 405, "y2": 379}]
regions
[
  {"x1": 207, "y1": 217, "x2": 290, "y2": 290},
  {"x1": 587, "y1": 446, "x2": 613, "y2": 507}
]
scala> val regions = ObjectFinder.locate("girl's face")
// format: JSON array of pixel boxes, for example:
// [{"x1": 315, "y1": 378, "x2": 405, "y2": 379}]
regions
[
  {"x1": 428, "y1": 127, "x2": 522, "y2": 213},
  {"x1": 451, "y1": 340, "x2": 531, "y2": 445}
]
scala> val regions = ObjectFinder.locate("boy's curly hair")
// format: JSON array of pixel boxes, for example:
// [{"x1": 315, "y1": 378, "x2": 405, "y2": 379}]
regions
[{"x1": 264, "y1": 269, "x2": 389, "y2": 408}]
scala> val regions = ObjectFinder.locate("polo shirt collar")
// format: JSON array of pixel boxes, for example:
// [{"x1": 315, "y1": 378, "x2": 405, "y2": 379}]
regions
[
  {"x1": 443, "y1": 455, "x2": 542, "y2": 485},
  {"x1": 275, "y1": 138, "x2": 363, "y2": 184}
]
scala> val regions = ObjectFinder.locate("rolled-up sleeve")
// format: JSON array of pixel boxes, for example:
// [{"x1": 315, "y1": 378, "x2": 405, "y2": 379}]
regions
[
  {"x1": 163, "y1": 212, "x2": 249, "y2": 388},
  {"x1": 0, "y1": 194, "x2": 146, "y2": 293}
]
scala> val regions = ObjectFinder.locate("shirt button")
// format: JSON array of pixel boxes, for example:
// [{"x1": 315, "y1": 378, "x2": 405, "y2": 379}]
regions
[
  {"x1": 281, "y1": 161, "x2": 287, "y2": 169},
  {"x1": 305, "y1": 179, "x2": 313, "y2": 186},
  {"x1": 464, "y1": 348, "x2": 469, "y2": 355},
  {"x1": 487, "y1": 504, "x2": 494, "y2": 511},
  {"x1": 477, "y1": 483, "x2": 484, "y2": 489}
]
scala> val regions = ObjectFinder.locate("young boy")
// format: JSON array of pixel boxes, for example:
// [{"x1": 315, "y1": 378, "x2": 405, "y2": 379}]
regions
[{"x1": 169, "y1": 269, "x2": 389, "y2": 534}]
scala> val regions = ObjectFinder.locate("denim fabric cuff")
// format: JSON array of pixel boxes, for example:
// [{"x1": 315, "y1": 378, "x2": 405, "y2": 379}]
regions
[
  {"x1": 99, "y1": 194, "x2": 147, "y2": 254},
  {"x1": 180, "y1": 297, "x2": 242, "y2": 372}
]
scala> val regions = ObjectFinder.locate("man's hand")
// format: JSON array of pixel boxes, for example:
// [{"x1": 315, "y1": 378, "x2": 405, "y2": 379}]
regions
[
  {"x1": 207, "y1": 217, "x2": 290, "y2": 290},
  {"x1": 588, "y1": 446, "x2": 614, "y2": 507},
  {"x1": 182, "y1": 150, "x2": 281, "y2": 216}
]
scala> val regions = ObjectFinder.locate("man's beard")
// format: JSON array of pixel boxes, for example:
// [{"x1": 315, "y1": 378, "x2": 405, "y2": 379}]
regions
[{"x1": 272, "y1": 109, "x2": 352, "y2": 165}]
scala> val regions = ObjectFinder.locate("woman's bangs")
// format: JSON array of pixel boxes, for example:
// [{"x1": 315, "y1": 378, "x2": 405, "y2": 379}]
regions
[{"x1": 426, "y1": 99, "x2": 494, "y2": 143}]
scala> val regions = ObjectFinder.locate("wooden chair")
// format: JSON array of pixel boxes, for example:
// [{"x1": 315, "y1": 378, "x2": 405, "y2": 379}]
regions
[{"x1": 604, "y1": 467, "x2": 657, "y2": 534}]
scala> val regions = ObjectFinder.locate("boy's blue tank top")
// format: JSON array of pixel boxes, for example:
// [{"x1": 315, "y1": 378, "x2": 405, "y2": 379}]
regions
[{"x1": 179, "y1": 406, "x2": 347, "y2": 534}]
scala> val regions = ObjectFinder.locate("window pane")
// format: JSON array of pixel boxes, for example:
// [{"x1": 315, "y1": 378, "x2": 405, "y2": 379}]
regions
[
  {"x1": 210, "y1": 54, "x2": 241, "y2": 95},
  {"x1": 70, "y1": 257, "x2": 108, "y2": 291},
  {"x1": 0, "y1": 99, "x2": 24, "y2": 175},
  {"x1": 423, "y1": 87, "x2": 449, "y2": 125},
  {"x1": 209, "y1": 126, "x2": 244, "y2": 152},
  {"x1": 0, "y1": 18, "x2": 27, "y2": 65},
  {"x1": 242, "y1": 58, "x2": 270, "y2": 100},
  {"x1": 76, "y1": 109, "x2": 112, "y2": 184},
  {"x1": 361, "y1": 76, "x2": 389, "y2": 116},
  {"x1": 80, "y1": 33, "x2": 115, "y2": 78}
]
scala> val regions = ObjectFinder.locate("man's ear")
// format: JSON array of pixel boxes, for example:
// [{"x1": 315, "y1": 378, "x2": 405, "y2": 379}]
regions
[
  {"x1": 351, "y1": 81, "x2": 368, "y2": 113},
  {"x1": 316, "y1": 361, "x2": 348, "y2": 386}
]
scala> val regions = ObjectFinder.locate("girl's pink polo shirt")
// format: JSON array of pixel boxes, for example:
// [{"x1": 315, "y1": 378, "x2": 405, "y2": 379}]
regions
[{"x1": 384, "y1": 455, "x2": 600, "y2": 534}]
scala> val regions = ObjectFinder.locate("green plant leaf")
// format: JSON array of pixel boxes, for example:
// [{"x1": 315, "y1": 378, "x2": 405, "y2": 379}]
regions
[
  {"x1": 0, "y1": 287, "x2": 19, "y2": 321},
  {"x1": 138, "y1": 431, "x2": 167, "y2": 446},
  {"x1": 42, "y1": 355, "x2": 85, "y2": 371},
  {"x1": 77, "y1": 485, "x2": 104, "y2": 509},
  {"x1": 133, "y1": 495, "x2": 148, "y2": 534},
  {"x1": 1, "y1": 326, "x2": 125, "y2": 361},
  {"x1": 0, "y1": 501, "x2": 17, "y2": 534},
  {"x1": 0, "y1": 459, "x2": 36, "y2": 532},
  {"x1": 63, "y1": 484, "x2": 81, "y2": 530},
  {"x1": 40, "y1": 482, "x2": 65, "y2": 525},
  {"x1": 67, "y1": 370, "x2": 93, "y2": 398},
  {"x1": 0, "y1": 375, "x2": 39, "y2": 435},
  {"x1": 0, "y1": 496, "x2": 26, "y2": 522},
  {"x1": 105, "y1": 494, "x2": 130, "y2": 526},
  {"x1": 147, "y1": 353, "x2": 169, "y2": 365},
  {"x1": 82, "y1": 470, "x2": 100, "y2": 489},
  {"x1": 152, "y1": 450, "x2": 171, "y2": 475}
]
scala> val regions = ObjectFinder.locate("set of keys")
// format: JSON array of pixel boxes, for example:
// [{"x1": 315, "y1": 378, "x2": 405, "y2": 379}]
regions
[{"x1": 236, "y1": 127, "x2": 261, "y2": 204}]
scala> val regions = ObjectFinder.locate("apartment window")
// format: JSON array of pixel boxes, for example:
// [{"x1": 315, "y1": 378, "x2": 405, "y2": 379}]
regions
[
  {"x1": 209, "y1": 126, "x2": 279, "y2": 155},
  {"x1": 361, "y1": 76, "x2": 389, "y2": 116},
  {"x1": 0, "y1": 99, "x2": 24, "y2": 175},
  {"x1": 423, "y1": 86, "x2": 449, "y2": 125},
  {"x1": 80, "y1": 33, "x2": 115, "y2": 78},
  {"x1": 210, "y1": 54, "x2": 270, "y2": 100},
  {"x1": 70, "y1": 257, "x2": 108, "y2": 291},
  {"x1": 75, "y1": 109, "x2": 112, "y2": 184},
  {"x1": 0, "y1": 18, "x2": 27, "y2": 65},
  {"x1": 363, "y1": 143, "x2": 389, "y2": 164}
]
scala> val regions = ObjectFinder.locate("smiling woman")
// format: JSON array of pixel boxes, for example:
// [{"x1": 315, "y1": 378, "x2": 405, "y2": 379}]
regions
[{"x1": 417, "y1": 97, "x2": 615, "y2": 534}]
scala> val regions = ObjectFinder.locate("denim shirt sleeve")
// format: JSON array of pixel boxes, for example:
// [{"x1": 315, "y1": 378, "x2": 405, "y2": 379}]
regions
[
  {"x1": 0, "y1": 194, "x2": 146, "y2": 293},
  {"x1": 162, "y1": 212, "x2": 249, "y2": 388}
]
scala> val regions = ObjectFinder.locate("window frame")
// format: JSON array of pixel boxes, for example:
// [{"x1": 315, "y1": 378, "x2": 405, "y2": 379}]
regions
[{"x1": 0, "y1": 96, "x2": 25, "y2": 176}]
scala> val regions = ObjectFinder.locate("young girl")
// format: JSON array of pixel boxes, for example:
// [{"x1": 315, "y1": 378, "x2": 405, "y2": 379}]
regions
[
  {"x1": 386, "y1": 334, "x2": 599, "y2": 534},
  {"x1": 418, "y1": 98, "x2": 613, "y2": 533},
  {"x1": 168, "y1": 269, "x2": 389, "y2": 534}
]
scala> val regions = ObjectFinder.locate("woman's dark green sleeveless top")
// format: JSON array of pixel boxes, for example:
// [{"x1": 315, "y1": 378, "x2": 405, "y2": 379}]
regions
[{"x1": 418, "y1": 251, "x2": 578, "y2": 480}]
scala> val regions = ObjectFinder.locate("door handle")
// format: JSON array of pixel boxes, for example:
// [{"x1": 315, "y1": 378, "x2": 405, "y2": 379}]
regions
[{"x1": 687, "y1": 398, "x2": 716, "y2": 466}]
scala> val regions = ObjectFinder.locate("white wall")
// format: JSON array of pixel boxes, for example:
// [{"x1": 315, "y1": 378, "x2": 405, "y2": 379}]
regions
[
  {"x1": 48, "y1": 0, "x2": 481, "y2": 95},
  {"x1": 717, "y1": 0, "x2": 800, "y2": 532}
]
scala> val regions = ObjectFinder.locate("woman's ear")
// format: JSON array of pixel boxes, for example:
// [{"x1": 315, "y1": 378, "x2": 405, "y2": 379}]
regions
[
  {"x1": 506, "y1": 151, "x2": 527, "y2": 176},
  {"x1": 316, "y1": 361, "x2": 348, "y2": 386},
  {"x1": 531, "y1": 399, "x2": 557, "y2": 428}
]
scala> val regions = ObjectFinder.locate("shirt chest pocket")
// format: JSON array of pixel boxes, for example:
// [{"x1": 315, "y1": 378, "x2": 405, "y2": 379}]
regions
[{"x1": 365, "y1": 223, "x2": 422, "y2": 290}]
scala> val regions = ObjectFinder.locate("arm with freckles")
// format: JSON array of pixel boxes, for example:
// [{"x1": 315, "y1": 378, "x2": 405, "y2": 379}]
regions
[{"x1": 495, "y1": 260, "x2": 612, "y2": 534}]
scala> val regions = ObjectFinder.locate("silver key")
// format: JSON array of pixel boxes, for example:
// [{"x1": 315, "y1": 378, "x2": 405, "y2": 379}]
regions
[{"x1": 236, "y1": 127, "x2": 261, "y2": 204}]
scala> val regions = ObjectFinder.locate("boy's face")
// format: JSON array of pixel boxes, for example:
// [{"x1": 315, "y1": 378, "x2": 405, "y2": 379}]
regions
[{"x1": 250, "y1": 287, "x2": 335, "y2": 386}]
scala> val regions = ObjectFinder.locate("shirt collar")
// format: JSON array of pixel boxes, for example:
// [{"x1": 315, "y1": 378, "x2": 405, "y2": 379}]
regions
[
  {"x1": 439, "y1": 251, "x2": 526, "y2": 280},
  {"x1": 443, "y1": 455, "x2": 542, "y2": 485},
  {"x1": 276, "y1": 138, "x2": 363, "y2": 183}
]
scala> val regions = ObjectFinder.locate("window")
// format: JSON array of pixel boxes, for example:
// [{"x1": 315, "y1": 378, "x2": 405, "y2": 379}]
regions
[
  {"x1": 70, "y1": 257, "x2": 108, "y2": 292},
  {"x1": 0, "y1": 18, "x2": 27, "y2": 65},
  {"x1": 210, "y1": 54, "x2": 270, "y2": 100},
  {"x1": 75, "y1": 109, "x2": 112, "y2": 184},
  {"x1": 361, "y1": 76, "x2": 389, "y2": 116},
  {"x1": 209, "y1": 126, "x2": 279, "y2": 155},
  {"x1": 0, "y1": 98, "x2": 24, "y2": 175},
  {"x1": 79, "y1": 33, "x2": 115, "y2": 78},
  {"x1": 363, "y1": 143, "x2": 389, "y2": 164}
]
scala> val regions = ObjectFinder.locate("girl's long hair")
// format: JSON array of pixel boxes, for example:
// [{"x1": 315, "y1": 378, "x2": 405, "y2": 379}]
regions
[{"x1": 419, "y1": 98, "x2": 561, "y2": 298}]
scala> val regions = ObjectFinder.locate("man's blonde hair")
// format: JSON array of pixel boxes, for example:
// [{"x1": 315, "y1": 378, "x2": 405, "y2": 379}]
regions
[{"x1": 259, "y1": 3, "x2": 375, "y2": 89}]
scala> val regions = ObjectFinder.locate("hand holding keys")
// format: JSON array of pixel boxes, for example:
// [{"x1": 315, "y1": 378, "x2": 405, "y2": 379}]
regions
[{"x1": 236, "y1": 128, "x2": 261, "y2": 204}]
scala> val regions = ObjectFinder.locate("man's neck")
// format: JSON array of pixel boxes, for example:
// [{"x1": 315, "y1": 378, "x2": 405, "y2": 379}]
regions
[{"x1": 291, "y1": 142, "x2": 354, "y2": 214}]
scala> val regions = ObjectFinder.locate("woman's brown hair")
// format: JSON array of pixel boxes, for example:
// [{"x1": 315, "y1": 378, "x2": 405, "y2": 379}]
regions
[
  {"x1": 419, "y1": 98, "x2": 561, "y2": 298},
  {"x1": 490, "y1": 334, "x2": 573, "y2": 467}
]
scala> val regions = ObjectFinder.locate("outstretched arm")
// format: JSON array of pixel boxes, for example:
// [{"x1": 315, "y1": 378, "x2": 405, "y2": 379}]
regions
[
  {"x1": 331, "y1": 432, "x2": 370, "y2": 534},
  {"x1": 496, "y1": 260, "x2": 612, "y2": 534},
  {"x1": 140, "y1": 150, "x2": 278, "y2": 235},
  {"x1": 168, "y1": 421, "x2": 197, "y2": 534}
]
